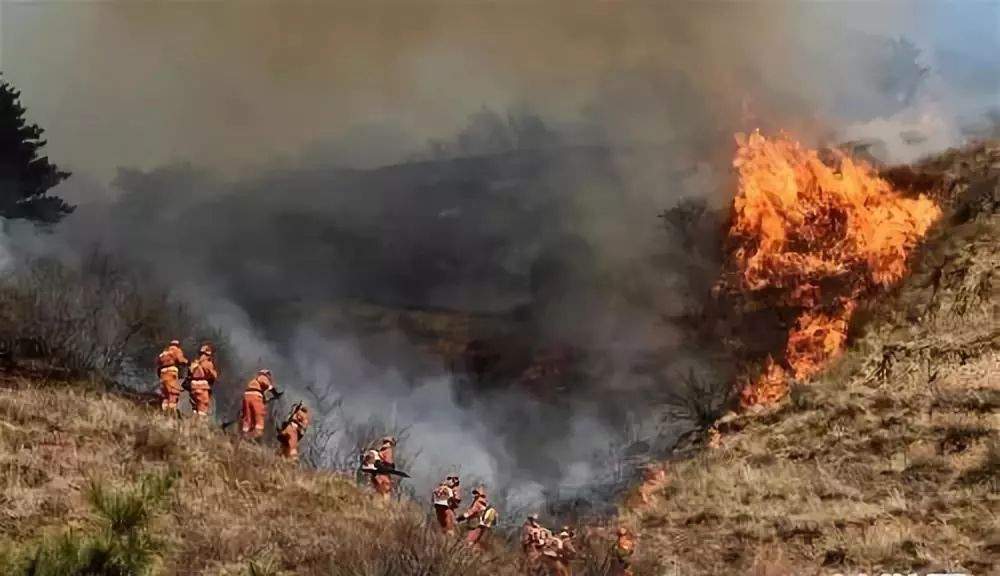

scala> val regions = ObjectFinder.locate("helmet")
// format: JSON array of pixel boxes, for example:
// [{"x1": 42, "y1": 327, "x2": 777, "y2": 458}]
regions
[
  {"x1": 169, "y1": 339, "x2": 181, "y2": 346},
  {"x1": 446, "y1": 475, "x2": 460, "y2": 485},
  {"x1": 527, "y1": 513, "x2": 539, "y2": 521},
  {"x1": 258, "y1": 368, "x2": 272, "y2": 376},
  {"x1": 199, "y1": 344, "x2": 214, "y2": 355}
]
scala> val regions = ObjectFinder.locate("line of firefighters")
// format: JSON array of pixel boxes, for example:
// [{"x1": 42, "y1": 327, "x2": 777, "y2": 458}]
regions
[
  {"x1": 155, "y1": 340, "x2": 309, "y2": 458},
  {"x1": 156, "y1": 340, "x2": 635, "y2": 575},
  {"x1": 432, "y1": 475, "x2": 636, "y2": 575}
]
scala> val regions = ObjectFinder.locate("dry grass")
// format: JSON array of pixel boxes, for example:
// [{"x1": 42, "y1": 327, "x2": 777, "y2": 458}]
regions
[
  {"x1": 2, "y1": 144, "x2": 996, "y2": 575},
  {"x1": 0, "y1": 379, "x2": 528, "y2": 575},
  {"x1": 620, "y1": 144, "x2": 1000, "y2": 575}
]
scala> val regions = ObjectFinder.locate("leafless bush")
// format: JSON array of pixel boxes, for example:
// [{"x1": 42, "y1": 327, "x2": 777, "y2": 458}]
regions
[
  {"x1": 0, "y1": 250, "x2": 226, "y2": 387},
  {"x1": 291, "y1": 382, "x2": 420, "y2": 497},
  {"x1": 296, "y1": 383, "x2": 345, "y2": 470},
  {"x1": 659, "y1": 367, "x2": 733, "y2": 429}
]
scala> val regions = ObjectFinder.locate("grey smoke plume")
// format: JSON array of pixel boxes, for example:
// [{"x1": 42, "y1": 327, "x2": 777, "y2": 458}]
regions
[
  {"x1": 3, "y1": 1, "x2": 997, "y2": 509},
  {"x1": 0, "y1": 220, "x2": 11, "y2": 274}
]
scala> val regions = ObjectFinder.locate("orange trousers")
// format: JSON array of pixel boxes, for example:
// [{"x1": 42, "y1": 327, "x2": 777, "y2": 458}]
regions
[
  {"x1": 279, "y1": 425, "x2": 300, "y2": 459},
  {"x1": 434, "y1": 505, "x2": 457, "y2": 534},
  {"x1": 189, "y1": 382, "x2": 212, "y2": 416},
  {"x1": 466, "y1": 526, "x2": 489, "y2": 550},
  {"x1": 159, "y1": 367, "x2": 181, "y2": 411},
  {"x1": 372, "y1": 473, "x2": 392, "y2": 497},
  {"x1": 240, "y1": 392, "x2": 266, "y2": 437}
]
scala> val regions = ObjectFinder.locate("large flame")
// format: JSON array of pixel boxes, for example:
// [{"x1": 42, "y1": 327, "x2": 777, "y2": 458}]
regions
[{"x1": 724, "y1": 132, "x2": 940, "y2": 407}]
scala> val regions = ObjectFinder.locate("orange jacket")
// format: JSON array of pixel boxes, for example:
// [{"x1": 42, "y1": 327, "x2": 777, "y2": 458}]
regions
[
  {"x1": 521, "y1": 522, "x2": 545, "y2": 549},
  {"x1": 189, "y1": 357, "x2": 218, "y2": 384},
  {"x1": 156, "y1": 345, "x2": 188, "y2": 370},
  {"x1": 459, "y1": 496, "x2": 487, "y2": 524},
  {"x1": 244, "y1": 374, "x2": 273, "y2": 395}
]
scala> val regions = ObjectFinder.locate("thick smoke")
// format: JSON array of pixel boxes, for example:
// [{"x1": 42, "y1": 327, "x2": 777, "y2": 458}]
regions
[
  {"x1": 0, "y1": 221, "x2": 11, "y2": 274},
  {"x1": 3, "y1": 1, "x2": 997, "y2": 508}
]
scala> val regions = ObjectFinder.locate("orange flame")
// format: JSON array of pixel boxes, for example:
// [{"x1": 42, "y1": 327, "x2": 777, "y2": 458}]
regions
[{"x1": 725, "y1": 132, "x2": 940, "y2": 407}]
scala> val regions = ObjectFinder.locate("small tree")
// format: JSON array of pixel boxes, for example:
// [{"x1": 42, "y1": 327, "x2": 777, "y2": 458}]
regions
[{"x1": 0, "y1": 75, "x2": 72, "y2": 223}]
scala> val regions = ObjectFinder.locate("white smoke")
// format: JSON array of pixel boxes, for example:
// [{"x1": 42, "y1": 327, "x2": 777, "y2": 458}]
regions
[
  {"x1": 0, "y1": 219, "x2": 12, "y2": 274},
  {"x1": 286, "y1": 327, "x2": 503, "y2": 495}
]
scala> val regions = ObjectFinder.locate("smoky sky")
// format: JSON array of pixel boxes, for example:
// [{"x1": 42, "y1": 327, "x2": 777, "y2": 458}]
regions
[
  {"x1": 2, "y1": 1, "x2": 998, "y2": 506},
  {"x1": 4, "y1": 1, "x2": 997, "y2": 181}
]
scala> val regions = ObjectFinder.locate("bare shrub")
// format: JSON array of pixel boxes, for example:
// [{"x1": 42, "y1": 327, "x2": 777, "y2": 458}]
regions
[
  {"x1": 660, "y1": 367, "x2": 733, "y2": 430},
  {"x1": 0, "y1": 250, "x2": 227, "y2": 388}
]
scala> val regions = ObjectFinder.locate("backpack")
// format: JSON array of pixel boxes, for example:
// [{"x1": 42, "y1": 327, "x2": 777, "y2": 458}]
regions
[{"x1": 479, "y1": 506, "x2": 498, "y2": 528}]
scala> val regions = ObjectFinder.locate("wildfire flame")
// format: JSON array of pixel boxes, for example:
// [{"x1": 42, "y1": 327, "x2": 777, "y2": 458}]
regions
[{"x1": 724, "y1": 132, "x2": 940, "y2": 407}]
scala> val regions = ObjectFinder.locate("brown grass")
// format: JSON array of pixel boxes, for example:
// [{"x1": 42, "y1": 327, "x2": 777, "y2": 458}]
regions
[
  {"x1": 619, "y1": 145, "x2": 1000, "y2": 575},
  {"x1": 0, "y1": 379, "x2": 530, "y2": 575}
]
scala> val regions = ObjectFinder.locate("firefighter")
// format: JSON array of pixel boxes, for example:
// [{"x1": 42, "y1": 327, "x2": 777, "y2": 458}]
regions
[
  {"x1": 431, "y1": 475, "x2": 462, "y2": 534},
  {"x1": 547, "y1": 526, "x2": 577, "y2": 576},
  {"x1": 277, "y1": 403, "x2": 310, "y2": 460},
  {"x1": 371, "y1": 436, "x2": 396, "y2": 499},
  {"x1": 541, "y1": 527, "x2": 564, "y2": 575},
  {"x1": 186, "y1": 344, "x2": 218, "y2": 418},
  {"x1": 520, "y1": 513, "x2": 546, "y2": 570},
  {"x1": 458, "y1": 486, "x2": 497, "y2": 550},
  {"x1": 155, "y1": 340, "x2": 188, "y2": 414},
  {"x1": 611, "y1": 527, "x2": 635, "y2": 576},
  {"x1": 240, "y1": 369, "x2": 281, "y2": 439}
]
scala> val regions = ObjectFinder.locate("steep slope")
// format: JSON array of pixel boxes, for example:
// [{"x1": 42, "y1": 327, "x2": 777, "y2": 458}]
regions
[
  {"x1": 0, "y1": 380, "x2": 522, "y2": 575},
  {"x1": 622, "y1": 143, "x2": 999, "y2": 575}
]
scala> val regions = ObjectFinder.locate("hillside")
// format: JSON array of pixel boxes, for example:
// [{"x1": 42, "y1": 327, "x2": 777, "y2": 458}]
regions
[
  {"x1": 1, "y1": 143, "x2": 996, "y2": 576},
  {"x1": 622, "y1": 142, "x2": 999, "y2": 575},
  {"x1": 0, "y1": 379, "x2": 526, "y2": 575}
]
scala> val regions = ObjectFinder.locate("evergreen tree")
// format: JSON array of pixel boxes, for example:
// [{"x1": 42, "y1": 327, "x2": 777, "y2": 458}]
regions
[{"x1": 0, "y1": 75, "x2": 72, "y2": 224}]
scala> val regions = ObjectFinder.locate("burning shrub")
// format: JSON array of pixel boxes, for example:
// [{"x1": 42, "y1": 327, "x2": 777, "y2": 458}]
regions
[{"x1": 720, "y1": 132, "x2": 940, "y2": 406}]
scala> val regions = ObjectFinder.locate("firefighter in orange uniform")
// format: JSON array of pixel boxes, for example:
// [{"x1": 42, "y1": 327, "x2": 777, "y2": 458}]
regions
[
  {"x1": 277, "y1": 403, "x2": 310, "y2": 460},
  {"x1": 371, "y1": 436, "x2": 396, "y2": 499},
  {"x1": 458, "y1": 486, "x2": 497, "y2": 550},
  {"x1": 156, "y1": 340, "x2": 188, "y2": 414},
  {"x1": 611, "y1": 527, "x2": 635, "y2": 576},
  {"x1": 240, "y1": 369, "x2": 280, "y2": 439},
  {"x1": 520, "y1": 513, "x2": 546, "y2": 570},
  {"x1": 187, "y1": 344, "x2": 218, "y2": 417},
  {"x1": 546, "y1": 526, "x2": 577, "y2": 576},
  {"x1": 431, "y1": 475, "x2": 462, "y2": 534}
]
